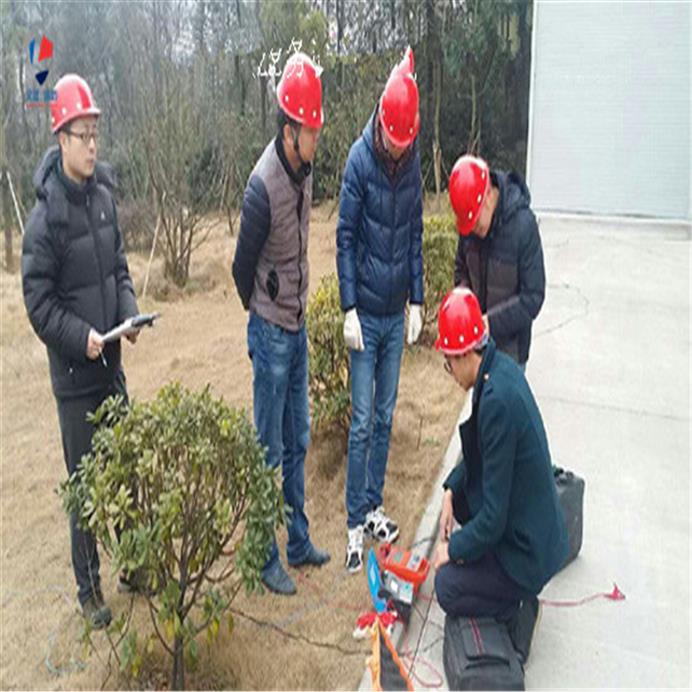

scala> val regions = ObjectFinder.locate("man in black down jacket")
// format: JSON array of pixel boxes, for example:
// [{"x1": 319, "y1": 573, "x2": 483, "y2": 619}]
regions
[
  {"x1": 21, "y1": 74, "x2": 139, "y2": 628},
  {"x1": 449, "y1": 154, "x2": 545, "y2": 369}
]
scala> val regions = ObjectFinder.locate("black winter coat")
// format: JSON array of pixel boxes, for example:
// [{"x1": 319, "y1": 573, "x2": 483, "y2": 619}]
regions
[
  {"x1": 454, "y1": 171, "x2": 545, "y2": 364},
  {"x1": 22, "y1": 146, "x2": 138, "y2": 399}
]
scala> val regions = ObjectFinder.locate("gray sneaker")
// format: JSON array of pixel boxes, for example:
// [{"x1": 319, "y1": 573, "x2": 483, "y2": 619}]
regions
[
  {"x1": 261, "y1": 561, "x2": 297, "y2": 595},
  {"x1": 81, "y1": 587, "x2": 112, "y2": 630}
]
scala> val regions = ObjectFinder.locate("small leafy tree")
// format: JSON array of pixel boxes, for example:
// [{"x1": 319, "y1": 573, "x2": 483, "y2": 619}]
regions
[
  {"x1": 421, "y1": 215, "x2": 458, "y2": 344},
  {"x1": 306, "y1": 274, "x2": 351, "y2": 440},
  {"x1": 61, "y1": 383, "x2": 283, "y2": 690}
]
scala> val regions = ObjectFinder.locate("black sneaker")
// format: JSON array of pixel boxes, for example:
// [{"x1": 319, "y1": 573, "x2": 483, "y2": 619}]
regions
[{"x1": 81, "y1": 587, "x2": 112, "y2": 630}]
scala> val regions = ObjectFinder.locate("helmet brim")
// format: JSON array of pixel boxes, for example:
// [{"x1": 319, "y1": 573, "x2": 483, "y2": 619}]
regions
[{"x1": 52, "y1": 107, "x2": 101, "y2": 134}]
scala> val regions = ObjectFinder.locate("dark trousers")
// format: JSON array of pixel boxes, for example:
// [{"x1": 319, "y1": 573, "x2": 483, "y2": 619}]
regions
[
  {"x1": 434, "y1": 489, "x2": 526, "y2": 618},
  {"x1": 55, "y1": 370, "x2": 127, "y2": 606}
]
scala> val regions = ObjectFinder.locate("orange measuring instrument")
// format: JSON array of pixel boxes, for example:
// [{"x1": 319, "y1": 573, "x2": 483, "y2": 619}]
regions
[{"x1": 377, "y1": 543, "x2": 430, "y2": 594}]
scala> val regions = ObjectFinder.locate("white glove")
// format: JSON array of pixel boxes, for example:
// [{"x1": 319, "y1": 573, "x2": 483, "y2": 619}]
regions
[
  {"x1": 343, "y1": 308, "x2": 364, "y2": 351},
  {"x1": 407, "y1": 304, "x2": 422, "y2": 345}
]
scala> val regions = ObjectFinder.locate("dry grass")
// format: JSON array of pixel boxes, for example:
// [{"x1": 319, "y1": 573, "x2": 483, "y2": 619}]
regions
[{"x1": 0, "y1": 204, "x2": 464, "y2": 690}]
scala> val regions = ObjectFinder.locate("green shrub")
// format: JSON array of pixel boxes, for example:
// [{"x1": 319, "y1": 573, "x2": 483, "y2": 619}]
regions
[
  {"x1": 60, "y1": 382, "x2": 283, "y2": 690},
  {"x1": 306, "y1": 274, "x2": 351, "y2": 439},
  {"x1": 421, "y1": 215, "x2": 458, "y2": 345}
]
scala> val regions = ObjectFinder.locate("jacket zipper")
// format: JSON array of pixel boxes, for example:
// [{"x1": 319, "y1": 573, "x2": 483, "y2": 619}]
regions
[
  {"x1": 87, "y1": 193, "x2": 109, "y2": 368},
  {"x1": 388, "y1": 184, "x2": 396, "y2": 312},
  {"x1": 296, "y1": 188, "x2": 304, "y2": 324}
]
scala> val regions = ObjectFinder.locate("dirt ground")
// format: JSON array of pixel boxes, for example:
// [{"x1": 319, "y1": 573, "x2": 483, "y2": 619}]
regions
[{"x1": 0, "y1": 203, "x2": 465, "y2": 690}]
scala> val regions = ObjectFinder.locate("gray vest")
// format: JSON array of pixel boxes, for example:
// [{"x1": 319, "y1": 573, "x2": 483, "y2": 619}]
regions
[{"x1": 249, "y1": 140, "x2": 311, "y2": 332}]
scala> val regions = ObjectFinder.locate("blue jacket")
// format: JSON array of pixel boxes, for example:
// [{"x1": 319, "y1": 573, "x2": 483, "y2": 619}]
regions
[
  {"x1": 336, "y1": 111, "x2": 424, "y2": 316},
  {"x1": 443, "y1": 339, "x2": 568, "y2": 595},
  {"x1": 454, "y1": 171, "x2": 545, "y2": 364}
]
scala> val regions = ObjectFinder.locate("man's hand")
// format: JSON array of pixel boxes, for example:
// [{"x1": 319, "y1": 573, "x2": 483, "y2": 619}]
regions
[
  {"x1": 343, "y1": 308, "x2": 365, "y2": 351},
  {"x1": 407, "y1": 304, "x2": 422, "y2": 345},
  {"x1": 126, "y1": 329, "x2": 139, "y2": 344},
  {"x1": 86, "y1": 329, "x2": 104, "y2": 360},
  {"x1": 439, "y1": 488, "x2": 455, "y2": 542},
  {"x1": 433, "y1": 541, "x2": 450, "y2": 570}
]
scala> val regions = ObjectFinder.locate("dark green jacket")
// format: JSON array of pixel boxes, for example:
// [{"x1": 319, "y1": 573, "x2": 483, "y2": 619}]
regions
[{"x1": 444, "y1": 339, "x2": 567, "y2": 594}]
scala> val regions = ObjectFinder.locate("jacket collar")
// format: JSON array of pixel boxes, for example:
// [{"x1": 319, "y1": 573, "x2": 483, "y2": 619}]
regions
[
  {"x1": 274, "y1": 135, "x2": 311, "y2": 187},
  {"x1": 483, "y1": 170, "x2": 532, "y2": 242},
  {"x1": 472, "y1": 338, "x2": 497, "y2": 408},
  {"x1": 33, "y1": 145, "x2": 117, "y2": 225},
  {"x1": 55, "y1": 157, "x2": 97, "y2": 205}
]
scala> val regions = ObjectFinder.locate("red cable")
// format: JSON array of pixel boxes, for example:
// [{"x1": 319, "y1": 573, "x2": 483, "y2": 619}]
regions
[
  {"x1": 539, "y1": 583, "x2": 626, "y2": 608},
  {"x1": 399, "y1": 627, "x2": 444, "y2": 689},
  {"x1": 401, "y1": 647, "x2": 444, "y2": 688}
]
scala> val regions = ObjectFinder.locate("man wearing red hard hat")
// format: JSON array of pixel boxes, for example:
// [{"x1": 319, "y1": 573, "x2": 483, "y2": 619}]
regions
[
  {"x1": 232, "y1": 52, "x2": 330, "y2": 596},
  {"x1": 432, "y1": 286, "x2": 567, "y2": 662},
  {"x1": 336, "y1": 47, "x2": 425, "y2": 574},
  {"x1": 21, "y1": 74, "x2": 140, "y2": 628},
  {"x1": 449, "y1": 155, "x2": 545, "y2": 371}
]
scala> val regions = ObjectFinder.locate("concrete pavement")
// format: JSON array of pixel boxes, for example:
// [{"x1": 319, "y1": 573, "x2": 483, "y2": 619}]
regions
[{"x1": 360, "y1": 215, "x2": 691, "y2": 690}]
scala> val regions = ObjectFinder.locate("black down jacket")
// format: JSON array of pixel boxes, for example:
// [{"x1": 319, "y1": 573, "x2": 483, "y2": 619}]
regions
[{"x1": 22, "y1": 146, "x2": 138, "y2": 399}]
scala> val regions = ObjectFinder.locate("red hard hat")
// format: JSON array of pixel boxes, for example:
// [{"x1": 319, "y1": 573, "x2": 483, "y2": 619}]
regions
[
  {"x1": 277, "y1": 52, "x2": 324, "y2": 130},
  {"x1": 379, "y1": 47, "x2": 420, "y2": 148},
  {"x1": 50, "y1": 74, "x2": 101, "y2": 134},
  {"x1": 449, "y1": 155, "x2": 490, "y2": 236},
  {"x1": 435, "y1": 287, "x2": 488, "y2": 356}
]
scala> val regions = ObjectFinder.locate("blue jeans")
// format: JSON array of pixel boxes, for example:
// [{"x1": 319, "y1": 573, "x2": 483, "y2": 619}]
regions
[
  {"x1": 346, "y1": 311, "x2": 405, "y2": 529},
  {"x1": 247, "y1": 312, "x2": 311, "y2": 570}
]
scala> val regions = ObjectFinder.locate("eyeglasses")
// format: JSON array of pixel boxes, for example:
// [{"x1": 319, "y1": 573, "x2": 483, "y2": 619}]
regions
[
  {"x1": 444, "y1": 357, "x2": 453, "y2": 375},
  {"x1": 64, "y1": 128, "x2": 99, "y2": 145}
]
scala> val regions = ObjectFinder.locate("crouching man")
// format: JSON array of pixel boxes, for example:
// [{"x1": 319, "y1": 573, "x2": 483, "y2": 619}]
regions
[{"x1": 432, "y1": 287, "x2": 567, "y2": 659}]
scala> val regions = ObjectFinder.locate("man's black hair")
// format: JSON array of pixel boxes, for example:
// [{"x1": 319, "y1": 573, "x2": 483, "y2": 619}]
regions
[{"x1": 277, "y1": 108, "x2": 300, "y2": 136}]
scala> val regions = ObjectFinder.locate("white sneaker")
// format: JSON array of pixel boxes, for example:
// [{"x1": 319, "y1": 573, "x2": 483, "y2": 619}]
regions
[
  {"x1": 365, "y1": 506, "x2": 399, "y2": 543},
  {"x1": 346, "y1": 525, "x2": 364, "y2": 573}
]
